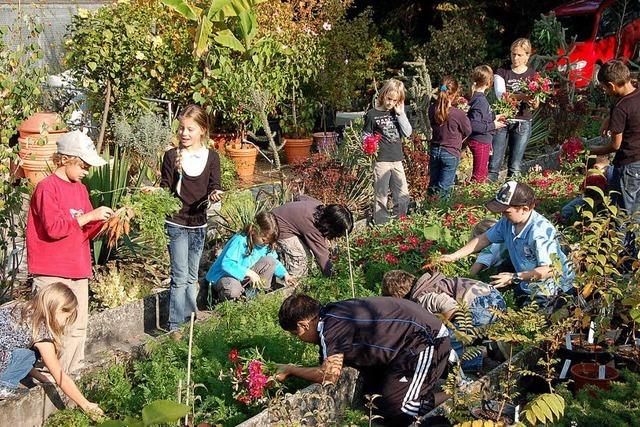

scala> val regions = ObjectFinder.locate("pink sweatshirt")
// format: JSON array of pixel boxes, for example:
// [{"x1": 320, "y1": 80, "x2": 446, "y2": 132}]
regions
[{"x1": 26, "y1": 174, "x2": 102, "y2": 279}]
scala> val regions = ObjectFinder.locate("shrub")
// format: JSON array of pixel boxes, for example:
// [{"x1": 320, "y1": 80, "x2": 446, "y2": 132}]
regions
[{"x1": 415, "y1": 12, "x2": 488, "y2": 83}]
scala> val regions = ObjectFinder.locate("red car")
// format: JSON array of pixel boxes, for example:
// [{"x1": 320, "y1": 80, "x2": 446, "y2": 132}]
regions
[{"x1": 551, "y1": 0, "x2": 640, "y2": 87}]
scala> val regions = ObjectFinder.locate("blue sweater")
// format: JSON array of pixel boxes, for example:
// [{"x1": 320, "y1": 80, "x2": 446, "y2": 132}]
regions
[
  {"x1": 467, "y1": 92, "x2": 496, "y2": 144},
  {"x1": 205, "y1": 233, "x2": 287, "y2": 283}
]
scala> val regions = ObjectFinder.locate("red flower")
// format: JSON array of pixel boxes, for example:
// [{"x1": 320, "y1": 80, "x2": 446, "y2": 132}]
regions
[
  {"x1": 408, "y1": 236, "x2": 420, "y2": 247},
  {"x1": 399, "y1": 214, "x2": 408, "y2": 222},
  {"x1": 363, "y1": 133, "x2": 382, "y2": 155},
  {"x1": 229, "y1": 348, "x2": 239, "y2": 363},
  {"x1": 384, "y1": 253, "x2": 399, "y2": 264},
  {"x1": 398, "y1": 244, "x2": 410, "y2": 252},
  {"x1": 542, "y1": 169, "x2": 552, "y2": 177}
]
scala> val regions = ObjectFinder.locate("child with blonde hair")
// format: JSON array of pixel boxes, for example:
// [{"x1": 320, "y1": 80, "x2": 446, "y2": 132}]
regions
[
  {"x1": 363, "y1": 78, "x2": 412, "y2": 224},
  {"x1": 428, "y1": 76, "x2": 472, "y2": 197},
  {"x1": 0, "y1": 282, "x2": 103, "y2": 418},
  {"x1": 27, "y1": 130, "x2": 113, "y2": 374},
  {"x1": 206, "y1": 211, "x2": 296, "y2": 300},
  {"x1": 160, "y1": 104, "x2": 222, "y2": 331}
]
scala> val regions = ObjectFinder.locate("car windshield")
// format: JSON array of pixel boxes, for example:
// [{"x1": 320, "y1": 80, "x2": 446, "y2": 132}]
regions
[{"x1": 557, "y1": 13, "x2": 595, "y2": 42}]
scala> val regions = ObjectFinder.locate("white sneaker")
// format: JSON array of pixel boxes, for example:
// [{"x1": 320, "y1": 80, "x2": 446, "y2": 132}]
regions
[{"x1": 0, "y1": 386, "x2": 28, "y2": 400}]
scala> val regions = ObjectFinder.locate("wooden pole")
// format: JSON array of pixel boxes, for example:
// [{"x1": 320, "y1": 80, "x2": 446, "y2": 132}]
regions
[{"x1": 96, "y1": 80, "x2": 111, "y2": 153}]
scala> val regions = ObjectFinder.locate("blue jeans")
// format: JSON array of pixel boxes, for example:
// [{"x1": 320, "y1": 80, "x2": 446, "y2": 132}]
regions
[
  {"x1": 450, "y1": 287, "x2": 506, "y2": 372},
  {"x1": 166, "y1": 224, "x2": 207, "y2": 331},
  {"x1": 428, "y1": 146, "x2": 460, "y2": 198},
  {"x1": 620, "y1": 161, "x2": 640, "y2": 218},
  {"x1": 0, "y1": 349, "x2": 36, "y2": 388},
  {"x1": 560, "y1": 196, "x2": 586, "y2": 223},
  {"x1": 488, "y1": 120, "x2": 532, "y2": 181}
]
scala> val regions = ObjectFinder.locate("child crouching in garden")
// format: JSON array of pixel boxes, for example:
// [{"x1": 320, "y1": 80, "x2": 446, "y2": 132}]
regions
[
  {"x1": 428, "y1": 76, "x2": 472, "y2": 198},
  {"x1": 439, "y1": 181, "x2": 575, "y2": 308},
  {"x1": 206, "y1": 212, "x2": 296, "y2": 301},
  {"x1": 0, "y1": 283, "x2": 103, "y2": 418},
  {"x1": 363, "y1": 78, "x2": 412, "y2": 224},
  {"x1": 382, "y1": 269, "x2": 505, "y2": 373}
]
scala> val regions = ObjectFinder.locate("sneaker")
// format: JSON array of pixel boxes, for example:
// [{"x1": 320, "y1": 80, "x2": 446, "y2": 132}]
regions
[{"x1": 0, "y1": 386, "x2": 29, "y2": 400}]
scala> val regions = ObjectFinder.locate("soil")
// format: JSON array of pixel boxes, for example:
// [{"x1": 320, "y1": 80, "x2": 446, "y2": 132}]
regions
[{"x1": 470, "y1": 405, "x2": 512, "y2": 425}]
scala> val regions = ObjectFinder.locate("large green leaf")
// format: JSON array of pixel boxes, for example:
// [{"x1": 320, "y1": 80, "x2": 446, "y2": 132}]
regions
[
  {"x1": 237, "y1": 10, "x2": 257, "y2": 45},
  {"x1": 206, "y1": 0, "x2": 233, "y2": 19},
  {"x1": 141, "y1": 400, "x2": 190, "y2": 425},
  {"x1": 161, "y1": 0, "x2": 199, "y2": 20},
  {"x1": 214, "y1": 29, "x2": 246, "y2": 52},
  {"x1": 194, "y1": 15, "x2": 214, "y2": 57}
]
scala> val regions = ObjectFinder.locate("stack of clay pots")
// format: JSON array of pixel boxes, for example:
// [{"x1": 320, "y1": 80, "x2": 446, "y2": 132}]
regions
[{"x1": 18, "y1": 112, "x2": 67, "y2": 185}]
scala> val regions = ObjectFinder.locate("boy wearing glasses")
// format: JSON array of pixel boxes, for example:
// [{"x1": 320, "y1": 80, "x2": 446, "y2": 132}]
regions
[{"x1": 26, "y1": 130, "x2": 113, "y2": 373}]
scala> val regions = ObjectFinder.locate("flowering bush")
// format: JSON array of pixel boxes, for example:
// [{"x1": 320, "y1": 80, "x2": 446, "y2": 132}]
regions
[
  {"x1": 559, "y1": 136, "x2": 584, "y2": 164},
  {"x1": 492, "y1": 92, "x2": 519, "y2": 119},
  {"x1": 362, "y1": 133, "x2": 381, "y2": 155},
  {"x1": 223, "y1": 348, "x2": 281, "y2": 406},
  {"x1": 514, "y1": 73, "x2": 554, "y2": 103},
  {"x1": 403, "y1": 136, "x2": 431, "y2": 202}
]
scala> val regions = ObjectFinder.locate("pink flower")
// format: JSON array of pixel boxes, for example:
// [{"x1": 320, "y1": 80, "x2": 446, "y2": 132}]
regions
[
  {"x1": 528, "y1": 81, "x2": 539, "y2": 91},
  {"x1": 398, "y1": 244, "x2": 410, "y2": 252}
]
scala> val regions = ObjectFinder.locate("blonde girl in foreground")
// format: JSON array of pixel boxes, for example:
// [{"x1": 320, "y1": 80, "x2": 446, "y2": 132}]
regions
[{"x1": 0, "y1": 282, "x2": 103, "y2": 418}]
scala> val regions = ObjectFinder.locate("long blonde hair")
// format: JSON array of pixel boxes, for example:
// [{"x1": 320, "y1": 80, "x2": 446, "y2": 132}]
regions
[
  {"x1": 16, "y1": 283, "x2": 78, "y2": 356},
  {"x1": 376, "y1": 79, "x2": 406, "y2": 109}
]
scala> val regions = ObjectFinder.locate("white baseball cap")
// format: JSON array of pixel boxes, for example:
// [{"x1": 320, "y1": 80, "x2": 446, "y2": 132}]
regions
[{"x1": 57, "y1": 130, "x2": 107, "y2": 167}]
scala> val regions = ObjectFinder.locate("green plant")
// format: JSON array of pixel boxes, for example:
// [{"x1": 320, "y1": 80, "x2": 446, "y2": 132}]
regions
[
  {"x1": 113, "y1": 112, "x2": 173, "y2": 183},
  {"x1": 99, "y1": 400, "x2": 190, "y2": 426},
  {"x1": 43, "y1": 409, "x2": 91, "y2": 427},
  {"x1": 91, "y1": 264, "x2": 155, "y2": 310},
  {"x1": 219, "y1": 153, "x2": 237, "y2": 191},
  {"x1": 416, "y1": 10, "x2": 488, "y2": 84},
  {"x1": 313, "y1": 8, "x2": 394, "y2": 112},
  {"x1": 0, "y1": 14, "x2": 47, "y2": 302},
  {"x1": 531, "y1": 13, "x2": 566, "y2": 56}
]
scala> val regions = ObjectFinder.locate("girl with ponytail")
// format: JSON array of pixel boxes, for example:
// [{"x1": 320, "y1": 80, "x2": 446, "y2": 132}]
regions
[
  {"x1": 205, "y1": 211, "x2": 296, "y2": 301},
  {"x1": 427, "y1": 76, "x2": 472, "y2": 198},
  {"x1": 160, "y1": 104, "x2": 222, "y2": 331},
  {"x1": 0, "y1": 283, "x2": 103, "y2": 419}
]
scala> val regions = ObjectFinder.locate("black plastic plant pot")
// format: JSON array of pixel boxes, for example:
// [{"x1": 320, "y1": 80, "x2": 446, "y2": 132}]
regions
[{"x1": 556, "y1": 334, "x2": 613, "y2": 365}]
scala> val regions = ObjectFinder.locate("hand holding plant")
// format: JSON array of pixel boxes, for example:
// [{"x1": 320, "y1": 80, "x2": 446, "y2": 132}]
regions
[
  {"x1": 96, "y1": 206, "x2": 135, "y2": 248},
  {"x1": 492, "y1": 93, "x2": 520, "y2": 120},
  {"x1": 223, "y1": 348, "x2": 282, "y2": 406}
]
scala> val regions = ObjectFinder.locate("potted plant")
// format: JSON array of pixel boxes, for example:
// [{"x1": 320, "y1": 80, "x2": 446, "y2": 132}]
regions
[{"x1": 281, "y1": 89, "x2": 316, "y2": 164}]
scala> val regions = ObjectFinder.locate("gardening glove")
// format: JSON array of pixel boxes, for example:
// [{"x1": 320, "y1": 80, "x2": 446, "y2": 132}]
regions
[
  {"x1": 82, "y1": 402, "x2": 104, "y2": 421},
  {"x1": 284, "y1": 274, "x2": 298, "y2": 288},
  {"x1": 245, "y1": 269, "x2": 262, "y2": 286}
]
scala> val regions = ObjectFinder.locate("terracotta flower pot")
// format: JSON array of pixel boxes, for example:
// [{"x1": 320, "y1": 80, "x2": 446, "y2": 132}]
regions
[
  {"x1": 17, "y1": 112, "x2": 66, "y2": 138},
  {"x1": 225, "y1": 143, "x2": 258, "y2": 182},
  {"x1": 16, "y1": 112, "x2": 67, "y2": 185},
  {"x1": 312, "y1": 131, "x2": 338, "y2": 153},
  {"x1": 210, "y1": 132, "x2": 239, "y2": 155},
  {"x1": 283, "y1": 137, "x2": 313, "y2": 164},
  {"x1": 20, "y1": 158, "x2": 55, "y2": 185},
  {"x1": 570, "y1": 362, "x2": 619, "y2": 394}
]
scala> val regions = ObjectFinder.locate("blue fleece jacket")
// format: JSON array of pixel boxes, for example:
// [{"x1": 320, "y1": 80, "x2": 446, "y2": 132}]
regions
[
  {"x1": 467, "y1": 92, "x2": 496, "y2": 144},
  {"x1": 205, "y1": 233, "x2": 287, "y2": 283}
]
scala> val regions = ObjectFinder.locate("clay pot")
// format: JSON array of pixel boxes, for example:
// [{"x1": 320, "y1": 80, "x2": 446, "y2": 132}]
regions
[
  {"x1": 225, "y1": 143, "x2": 258, "y2": 182},
  {"x1": 570, "y1": 362, "x2": 619, "y2": 394},
  {"x1": 312, "y1": 131, "x2": 338, "y2": 153},
  {"x1": 283, "y1": 137, "x2": 313, "y2": 164},
  {"x1": 17, "y1": 112, "x2": 67, "y2": 185},
  {"x1": 17, "y1": 112, "x2": 65, "y2": 138},
  {"x1": 210, "y1": 132, "x2": 239, "y2": 155},
  {"x1": 20, "y1": 158, "x2": 55, "y2": 185}
]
